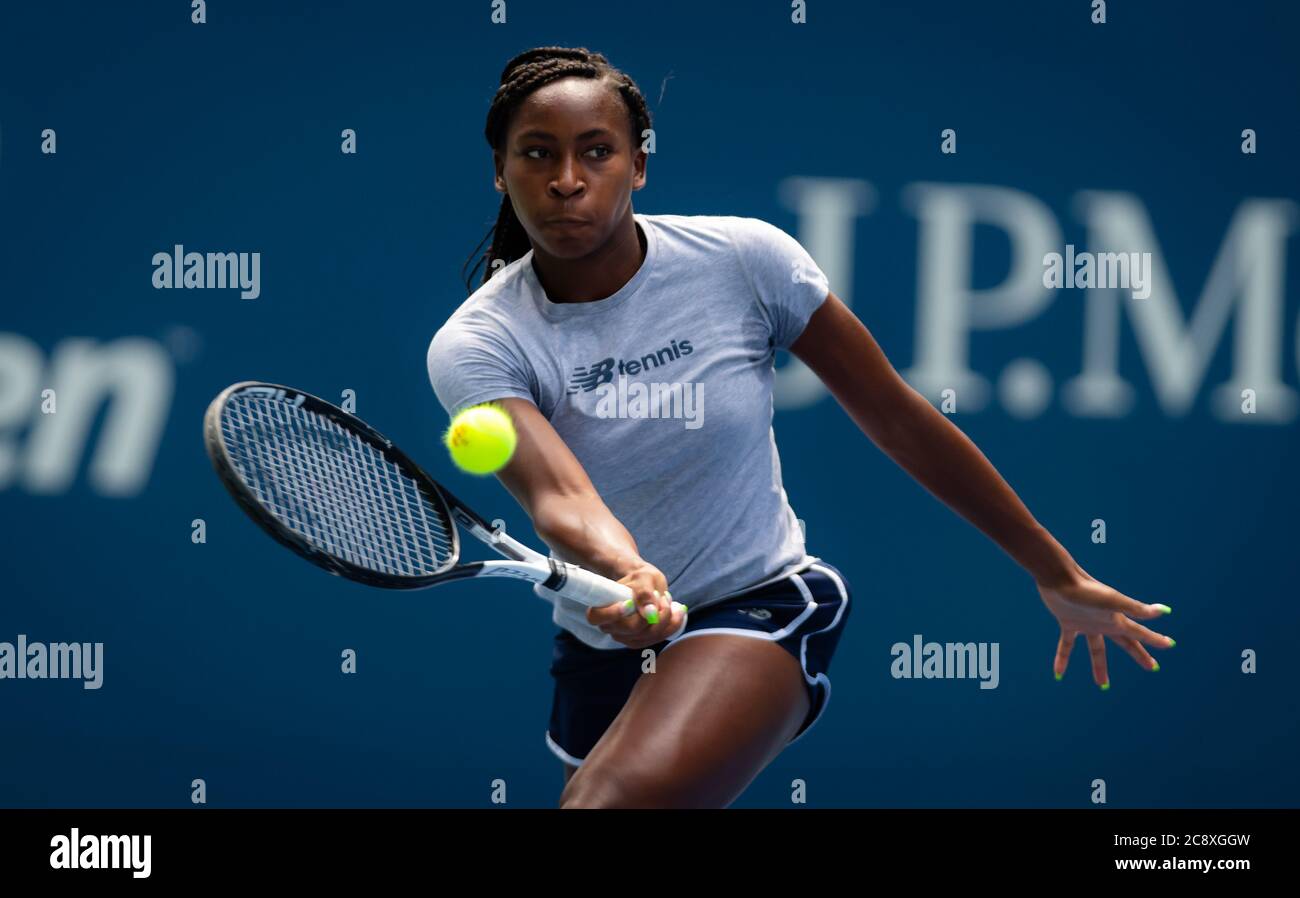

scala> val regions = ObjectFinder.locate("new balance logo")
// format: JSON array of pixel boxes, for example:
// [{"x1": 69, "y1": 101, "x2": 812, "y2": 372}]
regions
[{"x1": 567, "y1": 338, "x2": 694, "y2": 394}]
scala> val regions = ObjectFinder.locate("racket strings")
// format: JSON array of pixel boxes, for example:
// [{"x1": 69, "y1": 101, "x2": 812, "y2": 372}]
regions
[{"x1": 221, "y1": 395, "x2": 455, "y2": 576}]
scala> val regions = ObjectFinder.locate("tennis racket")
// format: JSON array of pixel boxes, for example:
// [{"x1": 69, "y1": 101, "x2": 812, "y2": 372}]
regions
[{"x1": 204, "y1": 381, "x2": 677, "y2": 619}]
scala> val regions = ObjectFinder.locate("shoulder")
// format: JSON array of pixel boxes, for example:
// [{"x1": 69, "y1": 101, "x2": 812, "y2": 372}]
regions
[
  {"x1": 639, "y1": 212, "x2": 782, "y2": 249},
  {"x1": 638, "y1": 213, "x2": 799, "y2": 282},
  {"x1": 717, "y1": 215, "x2": 806, "y2": 258},
  {"x1": 428, "y1": 259, "x2": 532, "y2": 357},
  {"x1": 425, "y1": 263, "x2": 541, "y2": 412}
]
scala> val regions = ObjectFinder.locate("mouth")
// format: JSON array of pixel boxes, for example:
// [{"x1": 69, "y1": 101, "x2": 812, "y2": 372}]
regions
[{"x1": 545, "y1": 217, "x2": 590, "y2": 228}]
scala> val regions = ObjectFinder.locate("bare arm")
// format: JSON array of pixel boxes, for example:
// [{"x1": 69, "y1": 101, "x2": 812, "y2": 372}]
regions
[
  {"x1": 789, "y1": 292, "x2": 1174, "y2": 685},
  {"x1": 492, "y1": 398, "x2": 640, "y2": 581},
  {"x1": 487, "y1": 397, "x2": 679, "y2": 642}
]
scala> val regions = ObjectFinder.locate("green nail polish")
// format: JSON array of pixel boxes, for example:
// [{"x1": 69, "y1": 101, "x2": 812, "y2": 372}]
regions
[
  {"x1": 680, "y1": 604, "x2": 689, "y2": 612},
  {"x1": 645, "y1": 608, "x2": 659, "y2": 625},
  {"x1": 1154, "y1": 604, "x2": 1172, "y2": 615},
  {"x1": 1168, "y1": 638, "x2": 1176, "y2": 648},
  {"x1": 623, "y1": 599, "x2": 635, "y2": 612},
  {"x1": 1099, "y1": 682, "x2": 1110, "y2": 691},
  {"x1": 1151, "y1": 662, "x2": 1160, "y2": 672},
  {"x1": 1054, "y1": 672, "x2": 1063, "y2": 681}
]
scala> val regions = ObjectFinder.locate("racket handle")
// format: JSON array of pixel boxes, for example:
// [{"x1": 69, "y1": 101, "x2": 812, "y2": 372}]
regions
[
  {"x1": 538, "y1": 566, "x2": 689, "y2": 632},
  {"x1": 549, "y1": 563, "x2": 634, "y2": 607}
]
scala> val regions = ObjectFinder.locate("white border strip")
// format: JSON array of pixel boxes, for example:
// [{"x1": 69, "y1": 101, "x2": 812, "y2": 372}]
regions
[
  {"x1": 786, "y1": 563, "x2": 851, "y2": 747},
  {"x1": 545, "y1": 730, "x2": 586, "y2": 768}
]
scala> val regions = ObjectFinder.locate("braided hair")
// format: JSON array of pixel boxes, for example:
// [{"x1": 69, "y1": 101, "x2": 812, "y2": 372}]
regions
[{"x1": 461, "y1": 47, "x2": 653, "y2": 295}]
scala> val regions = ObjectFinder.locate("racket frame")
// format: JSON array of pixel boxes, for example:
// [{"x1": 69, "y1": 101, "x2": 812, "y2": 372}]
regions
[{"x1": 204, "y1": 382, "x2": 634, "y2": 607}]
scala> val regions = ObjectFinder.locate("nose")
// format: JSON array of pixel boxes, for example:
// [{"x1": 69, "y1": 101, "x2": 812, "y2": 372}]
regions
[{"x1": 548, "y1": 153, "x2": 585, "y2": 198}]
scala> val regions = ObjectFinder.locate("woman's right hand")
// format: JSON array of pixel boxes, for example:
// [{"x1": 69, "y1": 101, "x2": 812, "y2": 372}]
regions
[{"x1": 587, "y1": 560, "x2": 686, "y2": 649}]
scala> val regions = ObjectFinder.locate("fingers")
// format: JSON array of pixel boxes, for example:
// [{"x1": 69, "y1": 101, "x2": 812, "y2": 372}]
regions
[
  {"x1": 624, "y1": 569, "x2": 671, "y2": 624},
  {"x1": 586, "y1": 586, "x2": 663, "y2": 627},
  {"x1": 1121, "y1": 618, "x2": 1176, "y2": 650},
  {"x1": 580, "y1": 562, "x2": 677, "y2": 646},
  {"x1": 632, "y1": 597, "x2": 687, "y2": 646},
  {"x1": 1053, "y1": 629, "x2": 1076, "y2": 680},
  {"x1": 1115, "y1": 635, "x2": 1159, "y2": 672},
  {"x1": 586, "y1": 599, "x2": 637, "y2": 629},
  {"x1": 1056, "y1": 625, "x2": 1170, "y2": 685},
  {"x1": 637, "y1": 588, "x2": 674, "y2": 625},
  {"x1": 1086, "y1": 633, "x2": 1109, "y2": 689},
  {"x1": 1106, "y1": 588, "x2": 1173, "y2": 621},
  {"x1": 606, "y1": 598, "x2": 687, "y2": 649},
  {"x1": 666, "y1": 601, "x2": 689, "y2": 638},
  {"x1": 586, "y1": 586, "x2": 683, "y2": 640}
]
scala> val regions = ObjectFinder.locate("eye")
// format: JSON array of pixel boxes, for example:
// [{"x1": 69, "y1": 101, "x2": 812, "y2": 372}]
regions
[{"x1": 522, "y1": 145, "x2": 611, "y2": 161}]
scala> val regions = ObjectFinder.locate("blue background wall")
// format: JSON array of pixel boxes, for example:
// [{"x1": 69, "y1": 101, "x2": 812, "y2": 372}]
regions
[{"x1": 1, "y1": 0, "x2": 1296, "y2": 807}]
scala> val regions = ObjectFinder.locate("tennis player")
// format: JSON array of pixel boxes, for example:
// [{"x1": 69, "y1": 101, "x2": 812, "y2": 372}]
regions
[{"x1": 426, "y1": 46, "x2": 1175, "y2": 809}]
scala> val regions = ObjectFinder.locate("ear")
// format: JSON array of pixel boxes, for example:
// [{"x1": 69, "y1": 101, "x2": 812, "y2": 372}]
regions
[
  {"x1": 492, "y1": 150, "x2": 507, "y2": 194},
  {"x1": 631, "y1": 146, "x2": 648, "y2": 191}
]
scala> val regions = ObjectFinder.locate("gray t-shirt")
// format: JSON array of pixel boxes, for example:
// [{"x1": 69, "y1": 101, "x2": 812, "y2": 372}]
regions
[{"x1": 427, "y1": 213, "x2": 831, "y2": 649}]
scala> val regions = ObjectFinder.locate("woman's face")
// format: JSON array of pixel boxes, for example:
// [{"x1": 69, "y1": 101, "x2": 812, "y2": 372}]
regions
[{"x1": 494, "y1": 76, "x2": 646, "y2": 259}]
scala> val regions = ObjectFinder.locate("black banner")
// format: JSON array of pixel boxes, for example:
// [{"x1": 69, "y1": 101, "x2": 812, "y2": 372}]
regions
[{"x1": 0, "y1": 808, "x2": 1288, "y2": 883}]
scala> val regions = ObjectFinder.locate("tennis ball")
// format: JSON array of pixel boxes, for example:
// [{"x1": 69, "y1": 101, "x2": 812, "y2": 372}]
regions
[{"x1": 444, "y1": 403, "x2": 517, "y2": 475}]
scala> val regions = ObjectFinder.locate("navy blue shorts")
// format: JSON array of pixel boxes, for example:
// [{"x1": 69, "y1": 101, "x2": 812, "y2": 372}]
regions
[{"x1": 545, "y1": 560, "x2": 853, "y2": 767}]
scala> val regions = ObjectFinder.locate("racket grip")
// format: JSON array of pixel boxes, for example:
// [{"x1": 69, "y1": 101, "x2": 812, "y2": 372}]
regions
[{"x1": 549, "y1": 563, "x2": 634, "y2": 607}]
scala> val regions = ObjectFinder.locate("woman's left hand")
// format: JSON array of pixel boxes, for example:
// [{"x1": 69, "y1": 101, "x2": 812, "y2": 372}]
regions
[{"x1": 1037, "y1": 567, "x2": 1175, "y2": 688}]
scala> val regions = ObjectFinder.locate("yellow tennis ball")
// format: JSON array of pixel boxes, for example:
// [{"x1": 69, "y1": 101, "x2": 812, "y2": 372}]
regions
[{"x1": 444, "y1": 403, "x2": 517, "y2": 475}]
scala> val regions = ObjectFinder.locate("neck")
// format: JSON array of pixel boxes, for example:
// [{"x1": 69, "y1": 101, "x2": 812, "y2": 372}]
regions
[{"x1": 530, "y1": 213, "x2": 646, "y2": 303}]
